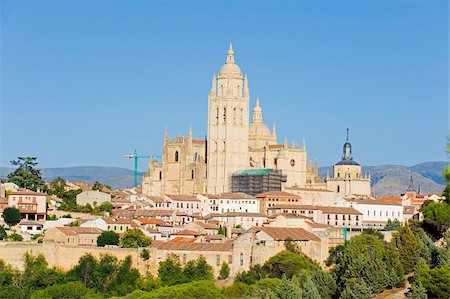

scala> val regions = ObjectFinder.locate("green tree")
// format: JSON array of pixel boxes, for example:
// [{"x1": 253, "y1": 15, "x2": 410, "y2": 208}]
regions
[
  {"x1": 140, "y1": 249, "x2": 150, "y2": 261},
  {"x1": 21, "y1": 252, "x2": 64, "y2": 291},
  {"x1": 301, "y1": 276, "x2": 321, "y2": 299},
  {"x1": 8, "y1": 233, "x2": 23, "y2": 241},
  {"x1": 30, "y1": 282, "x2": 102, "y2": 299},
  {"x1": 272, "y1": 275, "x2": 302, "y2": 299},
  {"x1": 407, "y1": 282, "x2": 428, "y2": 299},
  {"x1": 3, "y1": 208, "x2": 20, "y2": 227},
  {"x1": 98, "y1": 201, "x2": 113, "y2": 213},
  {"x1": 48, "y1": 177, "x2": 67, "y2": 199},
  {"x1": 97, "y1": 231, "x2": 120, "y2": 247},
  {"x1": 362, "y1": 227, "x2": 384, "y2": 240},
  {"x1": 421, "y1": 201, "x2": 450, "y2": 238},
  {"x1": 183, "y1": 256, "x2": 214, "y2": 282},
  {"x1": 7, "y1": 157, "x2": 46, "y2": 192},
  {"x1": 339, "y1": 278, "x2": 372, "y2": 299},
  {"x1": 235, "y1": 265, "x2": 263, "y2": 285},
  {"x1": 219, "y1": 261, "x2": 230, "y2": 279},
  {"x1": 120, "y1": 228, "x2": 152, "y2": 248},
  {"x1": 71, "y1": 253, "x2": 98, "y2": 288},
  {"x1": 221, "y1": 282, "x2": 248, "y2": 298},
  {"x1": 92, "y1": 181, "x2": 111, "y2": 191},
  {"x1": 158, "y1": 254, "x2": 187, "y2": 286},
  {"x1": 393, "y1": 224, "x2": 420, "y2": 273},
  {"x1": 0, "y1": 226, "x2": 7, "y2": 240},
  {"x1": 311, "y1": 268, "x2": 337, "y2": 298},
  {"x1": 384, "y1": 242, "x2": 405, "y2": 288},
  {"x1": 385, "y1": 219, "x2": 401, "y2": 231},
  {"x1": 326, "y1": 243, "x2": 346, "y2": 266},
  {"x1": 262, "y1": 250, "x2": 318, "y2": 279},
  {"x1": 110, "y1": 255, "x2": 140, "y2": 296}
]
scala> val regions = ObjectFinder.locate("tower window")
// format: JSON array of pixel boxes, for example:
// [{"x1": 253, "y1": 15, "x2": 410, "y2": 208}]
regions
[
  {"x1": 223, "y1": 108, "x2": 227, "y2": 123},
  {"x1": 191, "y1": 170, "x2": 195, "y2": 180},
  {"x1": 175, "y1": 151, "x2": 179, "y2": 162},
  {"x1": 233, "y1": 108, "x2": 236, "y2": 124},
  {"x1": 337, "y1": 185, "x2": 340, "y2": 193},
  {"x1": 159, "y1": 171, "x2": 162, "y2": 180},
  {"x1": 274, "y1": 158, "x2": 277, "y2": 165},
  {"x1": 216, "y1": 107, "x2": 219, "y2": 124},
  {"x1": 337, "y1": 173, "x2": 340, "y2": 178}
]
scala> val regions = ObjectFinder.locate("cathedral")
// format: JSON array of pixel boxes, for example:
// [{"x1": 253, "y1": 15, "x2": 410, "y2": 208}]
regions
[{"x1": 142, "y1": 45, "x2": 329, "y2": 196}]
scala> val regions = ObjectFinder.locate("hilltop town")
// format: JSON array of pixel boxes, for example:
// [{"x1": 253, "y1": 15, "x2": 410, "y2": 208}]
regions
[{"x1": 0, "y1": 46, "x2": 448, "y2": 298}]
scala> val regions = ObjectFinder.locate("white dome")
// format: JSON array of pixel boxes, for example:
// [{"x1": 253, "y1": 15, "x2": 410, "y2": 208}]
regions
[
  {"x1": 249, "y1": 122, "x2": 271, "y2": 139},
  {"x1": 219, "y1": 63, "x2": 241, "y2": 75}
]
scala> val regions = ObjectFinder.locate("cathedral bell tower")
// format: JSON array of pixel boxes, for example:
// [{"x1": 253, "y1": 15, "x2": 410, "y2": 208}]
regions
[{"x1": 207, "y1": 44, "x2": 249, "y2": 194}]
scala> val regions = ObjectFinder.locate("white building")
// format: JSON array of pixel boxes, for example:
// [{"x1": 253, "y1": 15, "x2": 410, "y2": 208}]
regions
[
  {"x1": 344, "y1": 198, "x2": 404, "y2": 228},
  {"x1": 165, "y1": 194, "x2": 201, "y2": 215},
  {"x1": 218, "y1": 192, "x2": 260, "y2": 214},
  {"x1": 76, "y1": 190, "x2": 111, "y2": 206}
]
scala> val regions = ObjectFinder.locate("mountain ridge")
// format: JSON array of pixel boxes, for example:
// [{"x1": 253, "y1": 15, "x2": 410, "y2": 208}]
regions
[{"x1": 0, "y1": 161, "x2": 446, "y2": 195}]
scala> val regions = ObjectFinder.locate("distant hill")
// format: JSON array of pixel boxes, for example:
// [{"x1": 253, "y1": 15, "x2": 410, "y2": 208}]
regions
[
  {"x1": 0, "y1": 166, "x2": 144, "y2": 190},
  {"x1": 319, "y1": 161, "x2": 447, "y2": 196},
  {"x1": 1, "y1": 161, "x2": 446, "y2": 194}
]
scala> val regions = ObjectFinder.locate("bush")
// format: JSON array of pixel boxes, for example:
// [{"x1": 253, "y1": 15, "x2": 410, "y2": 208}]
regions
[
  {"x1": 8, "y1": 233, "x2": 23, "y2": 241},
  {"x1": 3, "y1": 208, "x2": 20, "y2": 227},
  {"x1": 97, "y1": 231, "x2": 120, "y2": 247},
  {"x1": 219, "y1": 261, "x2": 230, "y2": 279}
]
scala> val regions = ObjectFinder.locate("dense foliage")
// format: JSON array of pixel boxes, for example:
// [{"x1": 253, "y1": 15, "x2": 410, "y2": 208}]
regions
[
  {"x1": 7, "y1": 157, "x2": 47, "y2": 192},
  {"x1": 120, "y1": 228, "x2": 153, "y2": 248},
  {"x1": 3, "y1": 207, "x2": 20, "y2": 227},
  {"x1": 96, "y1": 231, "x2": 120, "y2": 247}
]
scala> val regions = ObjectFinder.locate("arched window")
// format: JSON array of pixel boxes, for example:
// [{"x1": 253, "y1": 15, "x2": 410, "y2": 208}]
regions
[
  {"x1": 233, "y1": 108, "x2": 236, "y2": 124},
  {"x1": 223, "y1": 108, "x2": 227, "y2": 123},
  {"x1": 337, "y1": 173, "x2": 340, "y2": 178},
  {"x1": 337, "y1": 185, "x2": 340, "y2": 193},
  {"x1": 159, "y1": 171, "x2": 162, "y2": 180},
  {"x1": 194, "y1": 152, "x2": 198, "y2": 161},
  {"x1": 175, "y1": 151, "x2": 179, "y2": 162},
  {"x1": 216, "y1": 107, "x2": 219, "y2": 124},
  {"x1": 240, "y1": 108, "x2": 243, "y2": 125},
  {"x1": 223, "y1": 141, "x2": 226, "y2": 152},
  {"x1": 191, "y1": 170, "x2": 194, "y2": 180}
]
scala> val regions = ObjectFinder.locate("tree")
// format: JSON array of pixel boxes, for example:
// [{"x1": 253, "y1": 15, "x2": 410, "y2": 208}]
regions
[
  {"x1": 120, "y1": 228, "x2": 152, "y2": 248},
  {"x1": 393, "y1": 224, "x2": 420, "y2": 273},
  {"x1": 219, "y1": 261, "x2": 230, "y2": 279},
  {"x1": 98, "y1": 202, "x2": 113, "y2": 213},
  {"x1": 183, "y1": 256, "x2": 214, "y2": 282},
  {"x1": 7, "y1": 157, "x2": 46, "y2": 192},
  {"x1": 8, "y1": 233, "x2": 23, "y2": 241},
  {"x1": 311, "y1": 268, "x2": 337, "y2": 298},
  {"x1": 30, "y1": 282, "x2": 102, "y2": 299},
  {"x1": 92, "y1": 181, "x2": 111, "y2": 191},
  {"x1": 272, "y1": 275, "x2": 302, "y2": 299},
  {"x1": 72, "y1": 253, "x2": 98, "y2": 288},
  {"x1": 235, "y1": 265, "x2": 263, "y2": 285},
  {"x1": 339, "y1": 278, "x2": 372, "y2": 299},
  {"x1": 97, "y1": 231, "x2": 120, "y2": 247},
  {"x1": 362, "y1": 227, "x2": 384, "y2": 240},
  {"x1": 48, "y1": 177, "x2": 67, "y2": 199},
  {"x1": 140, "y1": 249, "x2": 150, "y2": 261},
  {"x1": 407, "y1": 282, "x2": 428, "y2": 299},
  {"x1": 3, "y1": 208, "x2": 20, "y2": 227},
  {"x1": 262, "y1": 250, "x2": 318, "y2": 279},
  {"x1": 158, "y1": 254, "x2": 186, "y2": 286},
  {"x1": 421, "y1": 201, "x2": 450, "y2": 238},
  {"x1": 302, "y1": 277, "x2": 321, "y2": 299},
  {"x1": 0, "y1": 226, "x2": 7, "y2": 240},
  {"x1": 385, "y1": 219, "x2": 401, "y2": 231}
]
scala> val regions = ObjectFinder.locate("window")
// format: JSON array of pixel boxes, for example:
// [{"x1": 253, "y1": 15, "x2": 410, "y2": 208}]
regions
[
  {"x1": 216, "y1": 255, "x2": 221, "y2": 266},
  {"x1": 159, "y1": 171, "x2": 162, "y2": 180},
  {"x1": 274, "y1": 158, "x2": 277, "y2": 165},
  {"x1": 223, "y1": 108, "x2": 227, "y2": 123},
  {"x1": 228, "y1": 255, "x2": 233, "y2": 264},
  {"x1": 216, "y1": 107, "x2": 219, "y2": 124},
  {"x1": 175, "y1": 151, "x2": 179, "y2": 162},
  {"x1": 240, "y1": 253, "x2": 244, "y2": 266},
  {"x1": 233, "y1": 108, "x2": 237, "y2": 124},
  {"x1": 290, "y1": 159, "x2": 295, "y2": 166},
  {"x1": 337, "y1": 173, "x2": 340, "y2": 177},
  {"x1": 337, "y1": 186, "x2": 340, "y2": 193},
  {"x1": 191, "y1": 170, "x2": 195, "y2": 180},
  {"x1": 183, "y1": 254, "x2": 187, "y2": 265}
]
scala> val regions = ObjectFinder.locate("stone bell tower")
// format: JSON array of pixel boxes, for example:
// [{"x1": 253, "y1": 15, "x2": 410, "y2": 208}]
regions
[{"x1": 207, "y1": 44, "x2": 250, "y2": 194}]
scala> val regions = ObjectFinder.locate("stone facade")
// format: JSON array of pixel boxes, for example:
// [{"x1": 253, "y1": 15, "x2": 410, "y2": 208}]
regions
[{"x1": 142, "y1": 45, "x2": 317, "y2": 196}]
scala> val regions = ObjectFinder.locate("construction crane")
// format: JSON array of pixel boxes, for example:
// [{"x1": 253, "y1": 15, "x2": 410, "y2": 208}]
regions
[{"x1": 123, "y1": 149, "x2": 159, "y2": 187}]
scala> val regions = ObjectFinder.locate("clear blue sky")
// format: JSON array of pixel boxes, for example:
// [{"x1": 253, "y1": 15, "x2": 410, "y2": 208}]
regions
[{"x1": 1, "y1": 0, "x2": 448, "y2": 171}]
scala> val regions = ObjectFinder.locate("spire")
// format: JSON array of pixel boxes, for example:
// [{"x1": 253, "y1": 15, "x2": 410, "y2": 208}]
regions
[
  {"x1": 301, "y1": 138, "x2": 306, "y2": 151},
  {"x1": 164, "y1": 127, "x2": 169, "y2": 144},
  {"x1": 244, "y1": 74, "x2": 249, "y2": 98},
  {"x1": 226, "y1": 42, "x2": 235, "y2": 64},
  {"x1": 252, "y1": 97, "x2": 263, "y2": 123},
  {"x1": 407, "y1": 172, "x2": 415, "y2": 192},
  {"x1": 271, "y1": 123, "x2": 277, "y2": 141},
  {"x1": 284, "y1": 137, "x2": 288, "y2": 149},
  {"x1": 210, "y1": 74, "x2": 216, "y2": 96},
  {"x1": 188, "y1": 124, "x2": 192, "y2": 138},
  {"x1": 342, "y1": 129, "x2": 353, "y2": 160}
]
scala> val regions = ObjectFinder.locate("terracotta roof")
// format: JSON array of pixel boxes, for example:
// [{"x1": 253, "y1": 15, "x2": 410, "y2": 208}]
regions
[
  {"x1": 267, "y1": 204, "x2": 318, "y2": 210},
  {"x1": 137, "y1": 218, "x2": 168, "y2": 225},
  {"x1": 193, "y1": 222, "x2": 218, "y2": 229},
  {"x1": 145, "y1": 196, "x2": 167, "y2": 203},
  {"x1": 165, "y1": 194, "x2": 200, "y2": 202},
  {"x1": 10, "y1": 190, "x2": 46, "y2": 196},
  {"x1": 374, "y1": 196, "x2": 403, "y2": 204},
  {"x1": 200, "y1": 194, "x2": 220, "y2": 199},
  {"x1": 255, "y1": 227, "x2": 321, "y2": 242},
  {"x1": 318, "y1": 206, "x2": 362, "y2": 215},
  {"x1": 0, "y1": 198, "x2": 8, "y2": 204},
  {"x1": 204, "y1": 234, "x2": 225, "y2": 240},
  {"x1": 47, "y1": 196, "x2": 63, "y2": 203},
  {"x1": 171, "y1": 229, "x2": 201, "y2": 236},
  {"x1": 146, "y1": 228, "x2": 160, "y2": 233},
  {"x1": 255, "y1": 191, "x2": 301, "y2": 198},
  {"x1": 170, "y1": 237, "x2": 197, "y2": 243},
  {"x1": 55, "y1": 227, "x2": 102, "y2": 235},
  {"x1": 103, "y1": 218, "x2": 139, "y2": 227},
  {"x1": 192, "y1": 140, "x2": 205, "y2": 145},
  {"x1": 136, "y1": 209, "x2": 174, "y2": 217},
  {"x1": 268, "y1": 144, "x2": 284, "y2": 149},
  {"x1": 347, "y1": 199, "x2": 402, "y2": 206},
  {"x1": 306, "y1": 222, "x2": 332, "y2": 229},
  {"x1": 152, "y1": 240, "x2": 233, "y2": 251},
  {"x1": 19, "y1": 220, "x2": 43, "y2": 226},
  {"x1": 219, "y1": 192, "x2": 255, "y2": 199},
  {"x1": 112, "y1": 210, "x2": 136, "y2": 218},
  {"x1": 268, "y1": 213, "x2": 309, "y2": 219}
]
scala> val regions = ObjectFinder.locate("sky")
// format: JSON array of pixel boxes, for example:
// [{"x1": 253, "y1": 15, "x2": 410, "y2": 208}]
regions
[{"x1": 0, "y1": 0, "x2": 448, "y2": 171}]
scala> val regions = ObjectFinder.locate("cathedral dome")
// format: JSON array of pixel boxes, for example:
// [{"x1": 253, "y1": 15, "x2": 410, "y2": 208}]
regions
[
  {"x1": 219, "y1": 43, "x2": 242, "y2": 75},
  {"x1": 249, "y1": 122, "x2": 271, "y2": 139}
]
